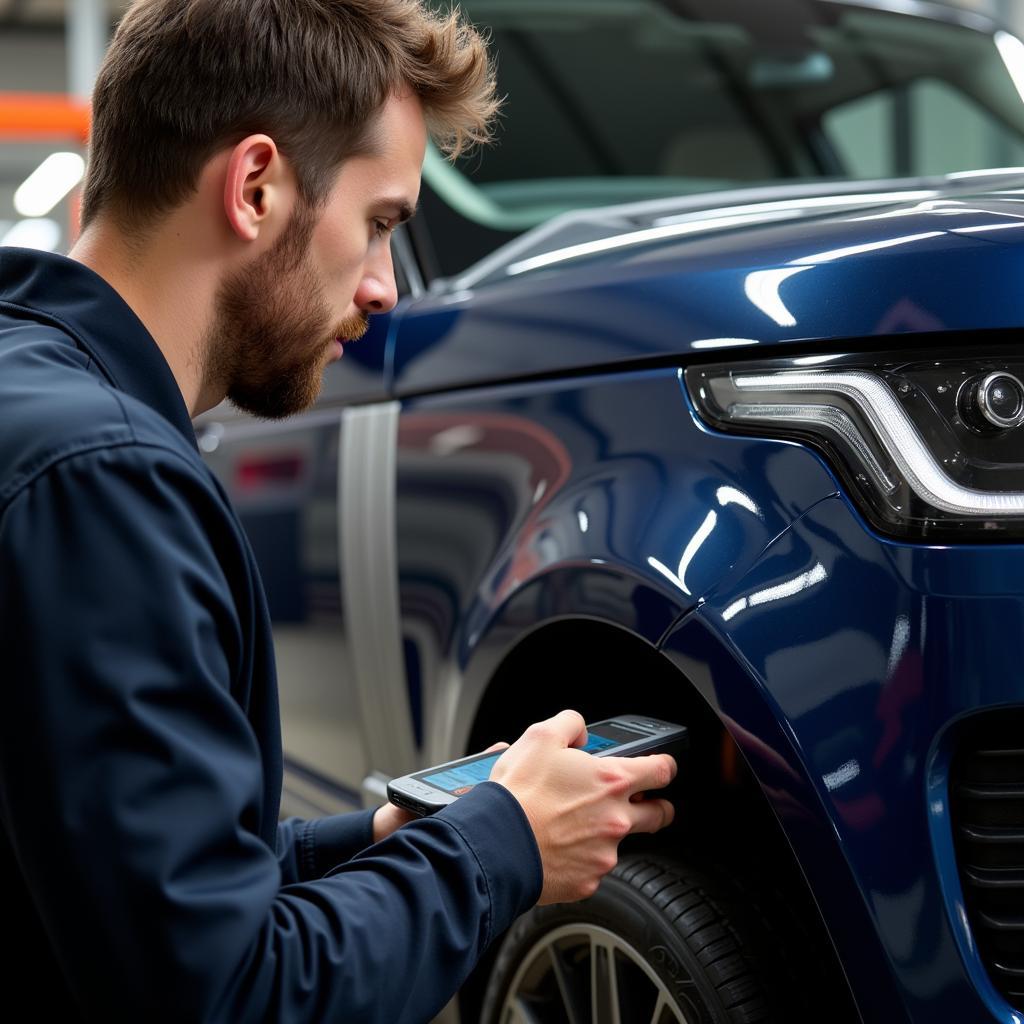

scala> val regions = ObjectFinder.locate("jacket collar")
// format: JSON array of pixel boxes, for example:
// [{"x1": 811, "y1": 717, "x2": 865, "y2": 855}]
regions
[{"x1": 0, "y1": 246, "x2": 198, "y2": 450}]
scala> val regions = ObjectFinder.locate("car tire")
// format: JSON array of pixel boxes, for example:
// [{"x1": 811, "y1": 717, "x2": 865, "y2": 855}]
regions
[{"x1": 480, "y1": 853, "x2": 779, "y2": 1024}]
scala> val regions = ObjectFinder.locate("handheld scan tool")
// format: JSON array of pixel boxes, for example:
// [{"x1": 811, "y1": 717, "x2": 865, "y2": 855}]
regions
[{"x1": 387, "y1": 715, "x2": 688, "y2": 817}]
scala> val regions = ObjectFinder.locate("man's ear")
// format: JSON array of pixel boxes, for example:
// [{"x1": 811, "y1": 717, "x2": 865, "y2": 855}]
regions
[{"x1": 223, "y1": 135, "x2": 291, "y2": 243}]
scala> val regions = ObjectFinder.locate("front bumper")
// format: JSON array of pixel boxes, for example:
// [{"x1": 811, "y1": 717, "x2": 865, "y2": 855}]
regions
[{"x1": 661, "y1": 491, "x2": 1024, "y2": 1024}]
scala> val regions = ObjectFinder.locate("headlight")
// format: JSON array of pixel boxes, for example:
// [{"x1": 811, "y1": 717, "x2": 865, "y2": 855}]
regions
[{"x1": 686, "y1": 349, "x2": 1024, "y2": 541}]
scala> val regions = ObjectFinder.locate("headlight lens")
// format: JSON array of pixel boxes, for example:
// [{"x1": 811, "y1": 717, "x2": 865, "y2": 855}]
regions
[
  {"x1": 963, "y1": 372, "x2": 1024, "y2": 433},
  {"x1": 686, "y1": 350, "x2": 1024, "y2": 541}
]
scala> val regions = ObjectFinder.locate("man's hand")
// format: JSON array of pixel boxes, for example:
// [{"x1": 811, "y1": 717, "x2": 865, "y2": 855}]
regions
[
  {"x1": 372, "y1": 802, "x2": 418, "y2": 844},
  {"x1": 491, "y1": 710, "x2": 676, "y2": 905}
]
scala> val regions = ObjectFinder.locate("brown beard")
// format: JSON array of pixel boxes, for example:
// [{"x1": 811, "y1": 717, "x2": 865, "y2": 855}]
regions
[{"x1": 202, "y1": 199, "x2": 369, "y2": 421}]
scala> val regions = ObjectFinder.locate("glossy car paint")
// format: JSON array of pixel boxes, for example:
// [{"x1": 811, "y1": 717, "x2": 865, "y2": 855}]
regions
[
  {"x1": 378, "y1": 183, "x2": 1024, "y2": 1022},
  {"x1": 662, "y1": 485, "x2": 1024, "y2": 1023},
  {"x1": 393, "y1": 368, "x2": 838, "y2": 763},
  {"x1": 393, "y1": 191, "x2": 1024, "y2": 396}
]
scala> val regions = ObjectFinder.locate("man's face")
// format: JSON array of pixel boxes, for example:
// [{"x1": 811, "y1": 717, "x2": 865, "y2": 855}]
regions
[{"x1": 204, "y1": 91, "x2": 427, "y2": 420}]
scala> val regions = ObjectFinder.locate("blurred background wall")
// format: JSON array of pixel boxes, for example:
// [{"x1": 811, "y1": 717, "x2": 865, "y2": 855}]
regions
[
  {"x1": 1, "y1": 0, "x2": 1023, "y2": 254},
  {"x1": 0, "y1": 1, "x2": 126, "y2": 248}
]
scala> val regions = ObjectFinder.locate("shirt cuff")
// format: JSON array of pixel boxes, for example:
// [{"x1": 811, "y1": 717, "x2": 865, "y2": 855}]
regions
[{"x1": 435, "y1": 780, "x2": 543, "y2": 933}]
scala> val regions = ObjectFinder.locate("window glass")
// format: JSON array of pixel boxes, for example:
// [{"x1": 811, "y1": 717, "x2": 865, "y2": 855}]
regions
[
  {"x1": 426, "y1": 0, "x2": 1024, "y2": 249},
  {"x1": 825, "y1": 78, "x2": 1024, "y2": 178},
  {"x1": 914, "y1": 78, "x2": 1024, "y2": 174},
  {"x1": 824, "y1": 92, "x2": 893, "y2": 180}
]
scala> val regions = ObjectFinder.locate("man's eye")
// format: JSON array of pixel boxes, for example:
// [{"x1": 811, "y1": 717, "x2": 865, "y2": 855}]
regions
[{"x1": 373, "y1": 220, "x2": 392, "y2": 240}]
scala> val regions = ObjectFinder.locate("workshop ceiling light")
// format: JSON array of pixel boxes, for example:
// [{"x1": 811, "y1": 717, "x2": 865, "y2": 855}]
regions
[
  {"x1": 996, "y1": 31, "x2": 1024, "y2": 106},
  {"x1": 14, "y1": 153, "x2": 85, "y2": 218}
]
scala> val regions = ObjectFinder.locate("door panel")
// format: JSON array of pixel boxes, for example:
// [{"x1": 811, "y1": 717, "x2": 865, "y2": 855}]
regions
[{"x1": 202, "y1": 407, "x2": 367, "y2": 811}]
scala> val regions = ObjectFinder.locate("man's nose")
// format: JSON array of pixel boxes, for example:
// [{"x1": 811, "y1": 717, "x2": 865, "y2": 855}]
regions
[{"x1": 354, "y1": 249, "x2": 399, "y2": 315}]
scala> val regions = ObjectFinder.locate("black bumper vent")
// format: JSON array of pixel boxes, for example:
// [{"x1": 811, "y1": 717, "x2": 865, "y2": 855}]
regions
[{"x1": 951, "y1": 714, "x2": 1024, "y2": 1012}]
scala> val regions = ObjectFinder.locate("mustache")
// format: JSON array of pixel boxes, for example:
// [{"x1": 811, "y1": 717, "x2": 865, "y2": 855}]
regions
[{"x1": 334, "y1": 312, "x2": 371, "y2": 343}]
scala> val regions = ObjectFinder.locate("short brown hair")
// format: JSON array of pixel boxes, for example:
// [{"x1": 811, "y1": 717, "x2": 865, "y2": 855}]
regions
[{"x1": 81, "y1": 0, "x2": 499, "y2": 231}]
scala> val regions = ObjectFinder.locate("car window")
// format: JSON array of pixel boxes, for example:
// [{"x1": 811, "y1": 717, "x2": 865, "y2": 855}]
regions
[
  {"x1": 421, "y1": 0, "x2": 1024, "y2": 276},
  {"x1": 470, "y1": 9, "x2": 787, "y2": 187},
  {"x1": 825, "y1": 77, "x2": 1024, "y2": 178}
]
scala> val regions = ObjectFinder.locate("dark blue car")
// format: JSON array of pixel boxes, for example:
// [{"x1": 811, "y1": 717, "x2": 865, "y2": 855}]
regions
[{"x1": 198, "y1": 1, "x2": 1024, "y2": 1020}]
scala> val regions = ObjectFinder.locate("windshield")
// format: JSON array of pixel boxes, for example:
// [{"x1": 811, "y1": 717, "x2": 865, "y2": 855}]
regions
[{"x1": 420, "y1": 0, "x2": 1024, "y2": 275}]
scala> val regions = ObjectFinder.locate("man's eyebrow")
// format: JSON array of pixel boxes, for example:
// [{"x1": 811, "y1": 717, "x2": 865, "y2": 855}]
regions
[
  {"x1": 379, "y1": 198, "x2": 418, "y2": 223},
  {"x1": 396, "y1": 202, "x2": 417, "y2": 224}
]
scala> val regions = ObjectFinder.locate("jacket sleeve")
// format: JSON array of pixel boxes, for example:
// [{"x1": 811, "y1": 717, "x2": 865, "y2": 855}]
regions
[
  {"x1": 0, "y1": 444, "x2": 542, "y2": 1023},
  {"x1": 275, "y1": 810, "x2": 377, "y2": 884}
]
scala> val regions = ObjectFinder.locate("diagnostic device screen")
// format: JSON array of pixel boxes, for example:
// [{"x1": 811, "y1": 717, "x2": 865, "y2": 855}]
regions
[{"x1": 418, "y1": 724, "x2": 646, "y2": 795}]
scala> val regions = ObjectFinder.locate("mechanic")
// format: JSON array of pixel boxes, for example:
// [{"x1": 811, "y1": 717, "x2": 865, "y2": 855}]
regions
[{"x1": 0, "y1": 1, "x2": 677, "y2": 1021}]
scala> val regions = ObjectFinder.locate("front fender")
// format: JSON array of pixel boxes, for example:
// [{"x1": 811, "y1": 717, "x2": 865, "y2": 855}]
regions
[{"x1": 395, "y1": 367, "x2": 838, "y2": 764}]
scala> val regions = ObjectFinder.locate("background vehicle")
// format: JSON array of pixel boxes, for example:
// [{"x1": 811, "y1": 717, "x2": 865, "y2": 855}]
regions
[{"x1": 198, "y1": 1, "x2": 1024, "y2": 1020}]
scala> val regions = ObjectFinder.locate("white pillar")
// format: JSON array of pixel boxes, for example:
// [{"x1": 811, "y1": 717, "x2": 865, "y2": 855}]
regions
[{"x1": 67, "y1": 0, "x2": 109, "y2": 101}]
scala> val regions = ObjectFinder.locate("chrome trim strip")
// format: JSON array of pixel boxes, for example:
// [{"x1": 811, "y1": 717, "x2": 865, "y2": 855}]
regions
[{"x1": 339, "y1": 403, "x2": 420, "y2": 781}]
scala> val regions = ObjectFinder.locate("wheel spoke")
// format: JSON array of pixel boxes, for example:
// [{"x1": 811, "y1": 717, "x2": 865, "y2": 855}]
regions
[
  {"x1": 648, "y1": 992, "x2": 674, "y2": 1024},
  {"x1": 590, "y1": 937, "x2": 623, "y2": 1024},
  {"x1": 499, "y1": 922, "x2": 693, "y2": 1024},
  {"x1": 505, "y1": 995, "x2": 543, "y2": 1024}
]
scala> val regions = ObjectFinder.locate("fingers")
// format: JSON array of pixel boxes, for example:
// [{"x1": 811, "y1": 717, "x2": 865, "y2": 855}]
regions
[
  {"x1": 627, "y1": 797, "x2": 675, "y2": 834},
  {"x1": 615, "y1": 753, "x2": 678, "y2": 794},
  {"x1": 482, "y1": 741, "x2": 510, "y2": 754},
  {"x1": 525, "y1": 709, "x2": 587, "y2": 749}
]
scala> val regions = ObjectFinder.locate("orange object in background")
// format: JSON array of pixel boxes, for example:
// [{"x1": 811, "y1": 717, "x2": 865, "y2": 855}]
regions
[
  {"x1": 0, "y1": 94, "x2": 90, "y2": 142},
  {"x1": 0, "y1": 95, "x2": 91, "y2": 245}
]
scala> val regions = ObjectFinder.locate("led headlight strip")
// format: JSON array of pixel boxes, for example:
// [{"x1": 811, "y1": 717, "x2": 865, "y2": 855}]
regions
[
  {"x1": 730, "y1": 402, "x2": 897, "y2": 495},
  {"x1": 733, "y1": 370, "x2": 1024, "y2": 517}
]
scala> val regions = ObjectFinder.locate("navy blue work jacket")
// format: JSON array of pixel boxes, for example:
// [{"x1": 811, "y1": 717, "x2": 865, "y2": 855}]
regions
[{"x1": 0, "y1": 247, "x2": 542, "y2": 1022}]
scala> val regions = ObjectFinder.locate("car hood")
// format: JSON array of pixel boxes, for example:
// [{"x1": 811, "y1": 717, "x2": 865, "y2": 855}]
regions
[
  {"x1": 395, "y1": 173, "x2": 1024, "y2": 396},
  {"x1": 447, "y1": 171, "x2": 1024, "y2": 290}
]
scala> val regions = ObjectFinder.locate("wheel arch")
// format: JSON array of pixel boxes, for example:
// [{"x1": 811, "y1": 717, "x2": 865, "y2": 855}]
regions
[{"x1": 460, "y1": 616, "x2": 861, "y2": 1022}]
